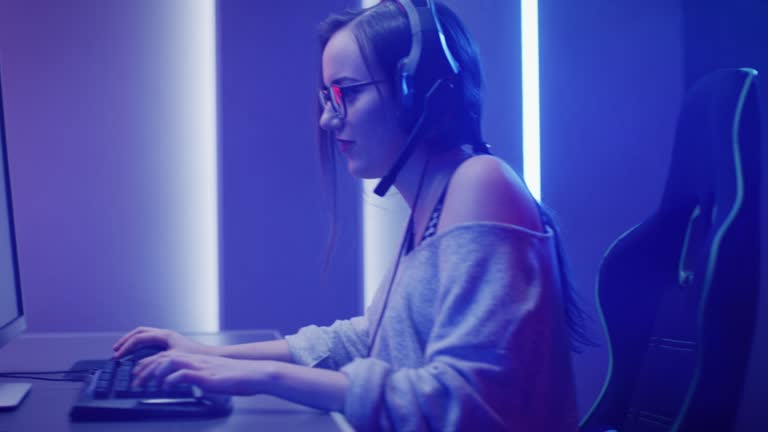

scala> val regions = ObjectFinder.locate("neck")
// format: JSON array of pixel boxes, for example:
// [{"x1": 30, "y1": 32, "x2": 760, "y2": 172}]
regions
[{"x1": 392, "y1": 144, "x2": 467, "y2": 226}]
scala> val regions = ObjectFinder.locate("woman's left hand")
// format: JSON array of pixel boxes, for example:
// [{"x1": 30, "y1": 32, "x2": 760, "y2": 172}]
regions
[{"x1": 132, "y1": 350, "x2": 275, "y2": 395}]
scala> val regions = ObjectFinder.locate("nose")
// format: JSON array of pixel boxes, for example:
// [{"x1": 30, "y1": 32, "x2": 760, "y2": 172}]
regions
[{"x1": 319, "y1": 103, "x2": 343, "y2": 132}]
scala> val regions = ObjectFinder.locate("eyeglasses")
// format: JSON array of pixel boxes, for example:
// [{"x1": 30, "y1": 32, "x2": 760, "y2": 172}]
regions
[{"x1": 318, "y1": 79, "x2": 386, "y2": 120}]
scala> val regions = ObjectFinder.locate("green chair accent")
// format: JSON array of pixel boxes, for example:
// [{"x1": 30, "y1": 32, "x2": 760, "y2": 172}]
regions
[{"x1": 580, "y1": 68, "x2": 762, "y2": 432}]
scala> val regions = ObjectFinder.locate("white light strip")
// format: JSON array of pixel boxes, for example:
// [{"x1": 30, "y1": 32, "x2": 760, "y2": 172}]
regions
[
  {"x1": 521, "y1": 0, "x2": 541, "y2": 201},
  {"x1": 362, "y1": 180, "x2": 379, "y2": 308},
  {"x1": 196, "y1": 0, "x2": 220, "y2": 331},
  {"x1": 205, "y1": 0, "x2": 220, "y2": 331},
  {"x1": 362, "y1": 181, "x2": 409, "y2": 307}
]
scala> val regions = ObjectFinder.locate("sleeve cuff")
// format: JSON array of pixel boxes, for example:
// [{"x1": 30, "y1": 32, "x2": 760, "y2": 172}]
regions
[
  {"x1": 340, "y1": 358, "x2": 393, "y2": 431},
  {"x1": 284, "y1": 325, "x2": 334, "y2": 368}
]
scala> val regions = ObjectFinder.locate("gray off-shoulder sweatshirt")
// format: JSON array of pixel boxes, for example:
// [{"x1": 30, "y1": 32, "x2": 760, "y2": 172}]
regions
[{"x1": 284, "y1": 223, "x2": 578, "y2": 431}]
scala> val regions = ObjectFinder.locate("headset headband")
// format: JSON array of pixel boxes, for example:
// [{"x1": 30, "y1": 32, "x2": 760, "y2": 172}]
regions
[{"x1": 398, "y1": 0, "x2": 460, "y2": 82}]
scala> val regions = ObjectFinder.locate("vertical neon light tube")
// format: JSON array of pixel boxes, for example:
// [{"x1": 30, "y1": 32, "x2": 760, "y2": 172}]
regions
[
  {"x1": 199, "y1": 0, "x2": 220, "y2": 331},
  {"x1": 200, "y1": 0, "x2": 220, "y2": 331},
  {"x1": 180, "y1": 0, "x2": 220, "y2": 331},
  {"x1": 521, "y1": 0, "x2": 541, "y2": 201}
]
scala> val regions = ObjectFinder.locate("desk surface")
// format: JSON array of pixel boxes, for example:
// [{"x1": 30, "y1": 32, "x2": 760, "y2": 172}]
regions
[{"x1": 0, "y1": 331, "x2": 349, "y2": 432}]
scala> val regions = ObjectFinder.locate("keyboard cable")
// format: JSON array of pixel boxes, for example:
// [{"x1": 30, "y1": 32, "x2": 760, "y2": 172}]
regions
[{"x1": 0, "y1": 369, "x2": 94, "y2": 382}]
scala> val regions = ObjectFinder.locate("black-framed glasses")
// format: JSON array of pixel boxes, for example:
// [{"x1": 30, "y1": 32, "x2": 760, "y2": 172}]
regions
[{"x1": 318, "y1": 79, "x2": 386, "y2": 119}]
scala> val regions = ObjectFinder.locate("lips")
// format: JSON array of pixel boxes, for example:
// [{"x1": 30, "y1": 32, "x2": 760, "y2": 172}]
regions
[{"x1": 337, "y1": 138, "x2": 354, "y2": 153}]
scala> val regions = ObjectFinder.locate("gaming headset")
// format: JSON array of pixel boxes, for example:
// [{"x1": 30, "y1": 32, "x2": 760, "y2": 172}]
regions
[{"x1": 373, "y1": 0, "x2": 462, "y2": 197}]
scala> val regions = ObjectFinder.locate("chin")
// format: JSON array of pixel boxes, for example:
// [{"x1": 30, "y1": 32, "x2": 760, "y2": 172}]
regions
[{"x1": 345, "y1": 157, "x2": 386, "y2": 180}]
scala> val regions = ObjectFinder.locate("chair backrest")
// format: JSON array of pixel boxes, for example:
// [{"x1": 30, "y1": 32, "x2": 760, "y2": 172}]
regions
[{"x1": 580, "y1": 68, "x2": 762, "y2": 432}]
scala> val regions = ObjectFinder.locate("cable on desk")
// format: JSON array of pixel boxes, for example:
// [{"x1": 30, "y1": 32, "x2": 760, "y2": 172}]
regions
[{"x1": 0, "y1": 369, "x2": 93, "y2": 382}]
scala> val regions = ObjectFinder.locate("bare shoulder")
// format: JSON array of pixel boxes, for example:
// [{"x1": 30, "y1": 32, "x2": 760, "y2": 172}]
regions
[{"x1": 438, "y1": 155, "x2": 543, "y2": 234}]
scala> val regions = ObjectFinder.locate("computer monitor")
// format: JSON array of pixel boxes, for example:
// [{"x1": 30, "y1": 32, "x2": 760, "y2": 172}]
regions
[{"x1": 0, "y1": 66, "x2": 31, "y2": 408}]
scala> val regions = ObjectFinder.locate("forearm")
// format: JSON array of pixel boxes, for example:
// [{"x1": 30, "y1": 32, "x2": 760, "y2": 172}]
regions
[
  {"x1": 264, "y1": 361, "x2": 349, "y2": 412},
  {"x1": 213, "y1": 339, "x2": 295, "y2": 363}
]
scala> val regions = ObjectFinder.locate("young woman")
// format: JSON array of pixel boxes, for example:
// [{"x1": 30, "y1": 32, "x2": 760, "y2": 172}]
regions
[{"x1": 113, "y1": 2, "x2": 588, "y2": 430}]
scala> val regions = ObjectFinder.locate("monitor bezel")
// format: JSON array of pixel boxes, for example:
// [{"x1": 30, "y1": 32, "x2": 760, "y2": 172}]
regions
[{"x1": 0, "y1": 63, "x2": 27, "y2": 349}]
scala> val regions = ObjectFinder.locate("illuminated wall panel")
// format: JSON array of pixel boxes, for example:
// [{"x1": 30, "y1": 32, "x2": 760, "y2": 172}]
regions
[{"x1": 0, "y1": 0, "x2": 219, "y2": 332}]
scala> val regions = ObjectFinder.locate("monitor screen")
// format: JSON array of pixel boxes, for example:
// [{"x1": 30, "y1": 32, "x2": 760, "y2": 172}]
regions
[{"x1": 0, "y1": 67, "x2": 25, "y2": 349}]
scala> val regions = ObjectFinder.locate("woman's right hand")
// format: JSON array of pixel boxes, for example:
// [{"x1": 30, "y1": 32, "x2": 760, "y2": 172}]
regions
[{"x1": 112, "y1": 326, "x2": 218, "y2": 359}]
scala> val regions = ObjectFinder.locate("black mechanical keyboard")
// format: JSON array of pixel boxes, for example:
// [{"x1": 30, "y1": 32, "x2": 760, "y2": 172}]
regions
[{"x1": 69, "y1": 347, "x2": 232, "y2": 421}]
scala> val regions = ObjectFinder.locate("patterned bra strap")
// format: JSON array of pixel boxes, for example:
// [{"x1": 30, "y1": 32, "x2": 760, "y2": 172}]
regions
[{"x1": 420, "y1": 186, "x2": 449, "y2": 244}]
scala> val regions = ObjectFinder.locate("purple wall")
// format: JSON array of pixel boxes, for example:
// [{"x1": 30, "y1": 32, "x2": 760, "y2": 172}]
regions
[
  {"x1": 539, "y1": 0, "x2": 684, "y2": 415},
  {"x1": 216, "y1": 0, "x2": 362, "y2": 335}
]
